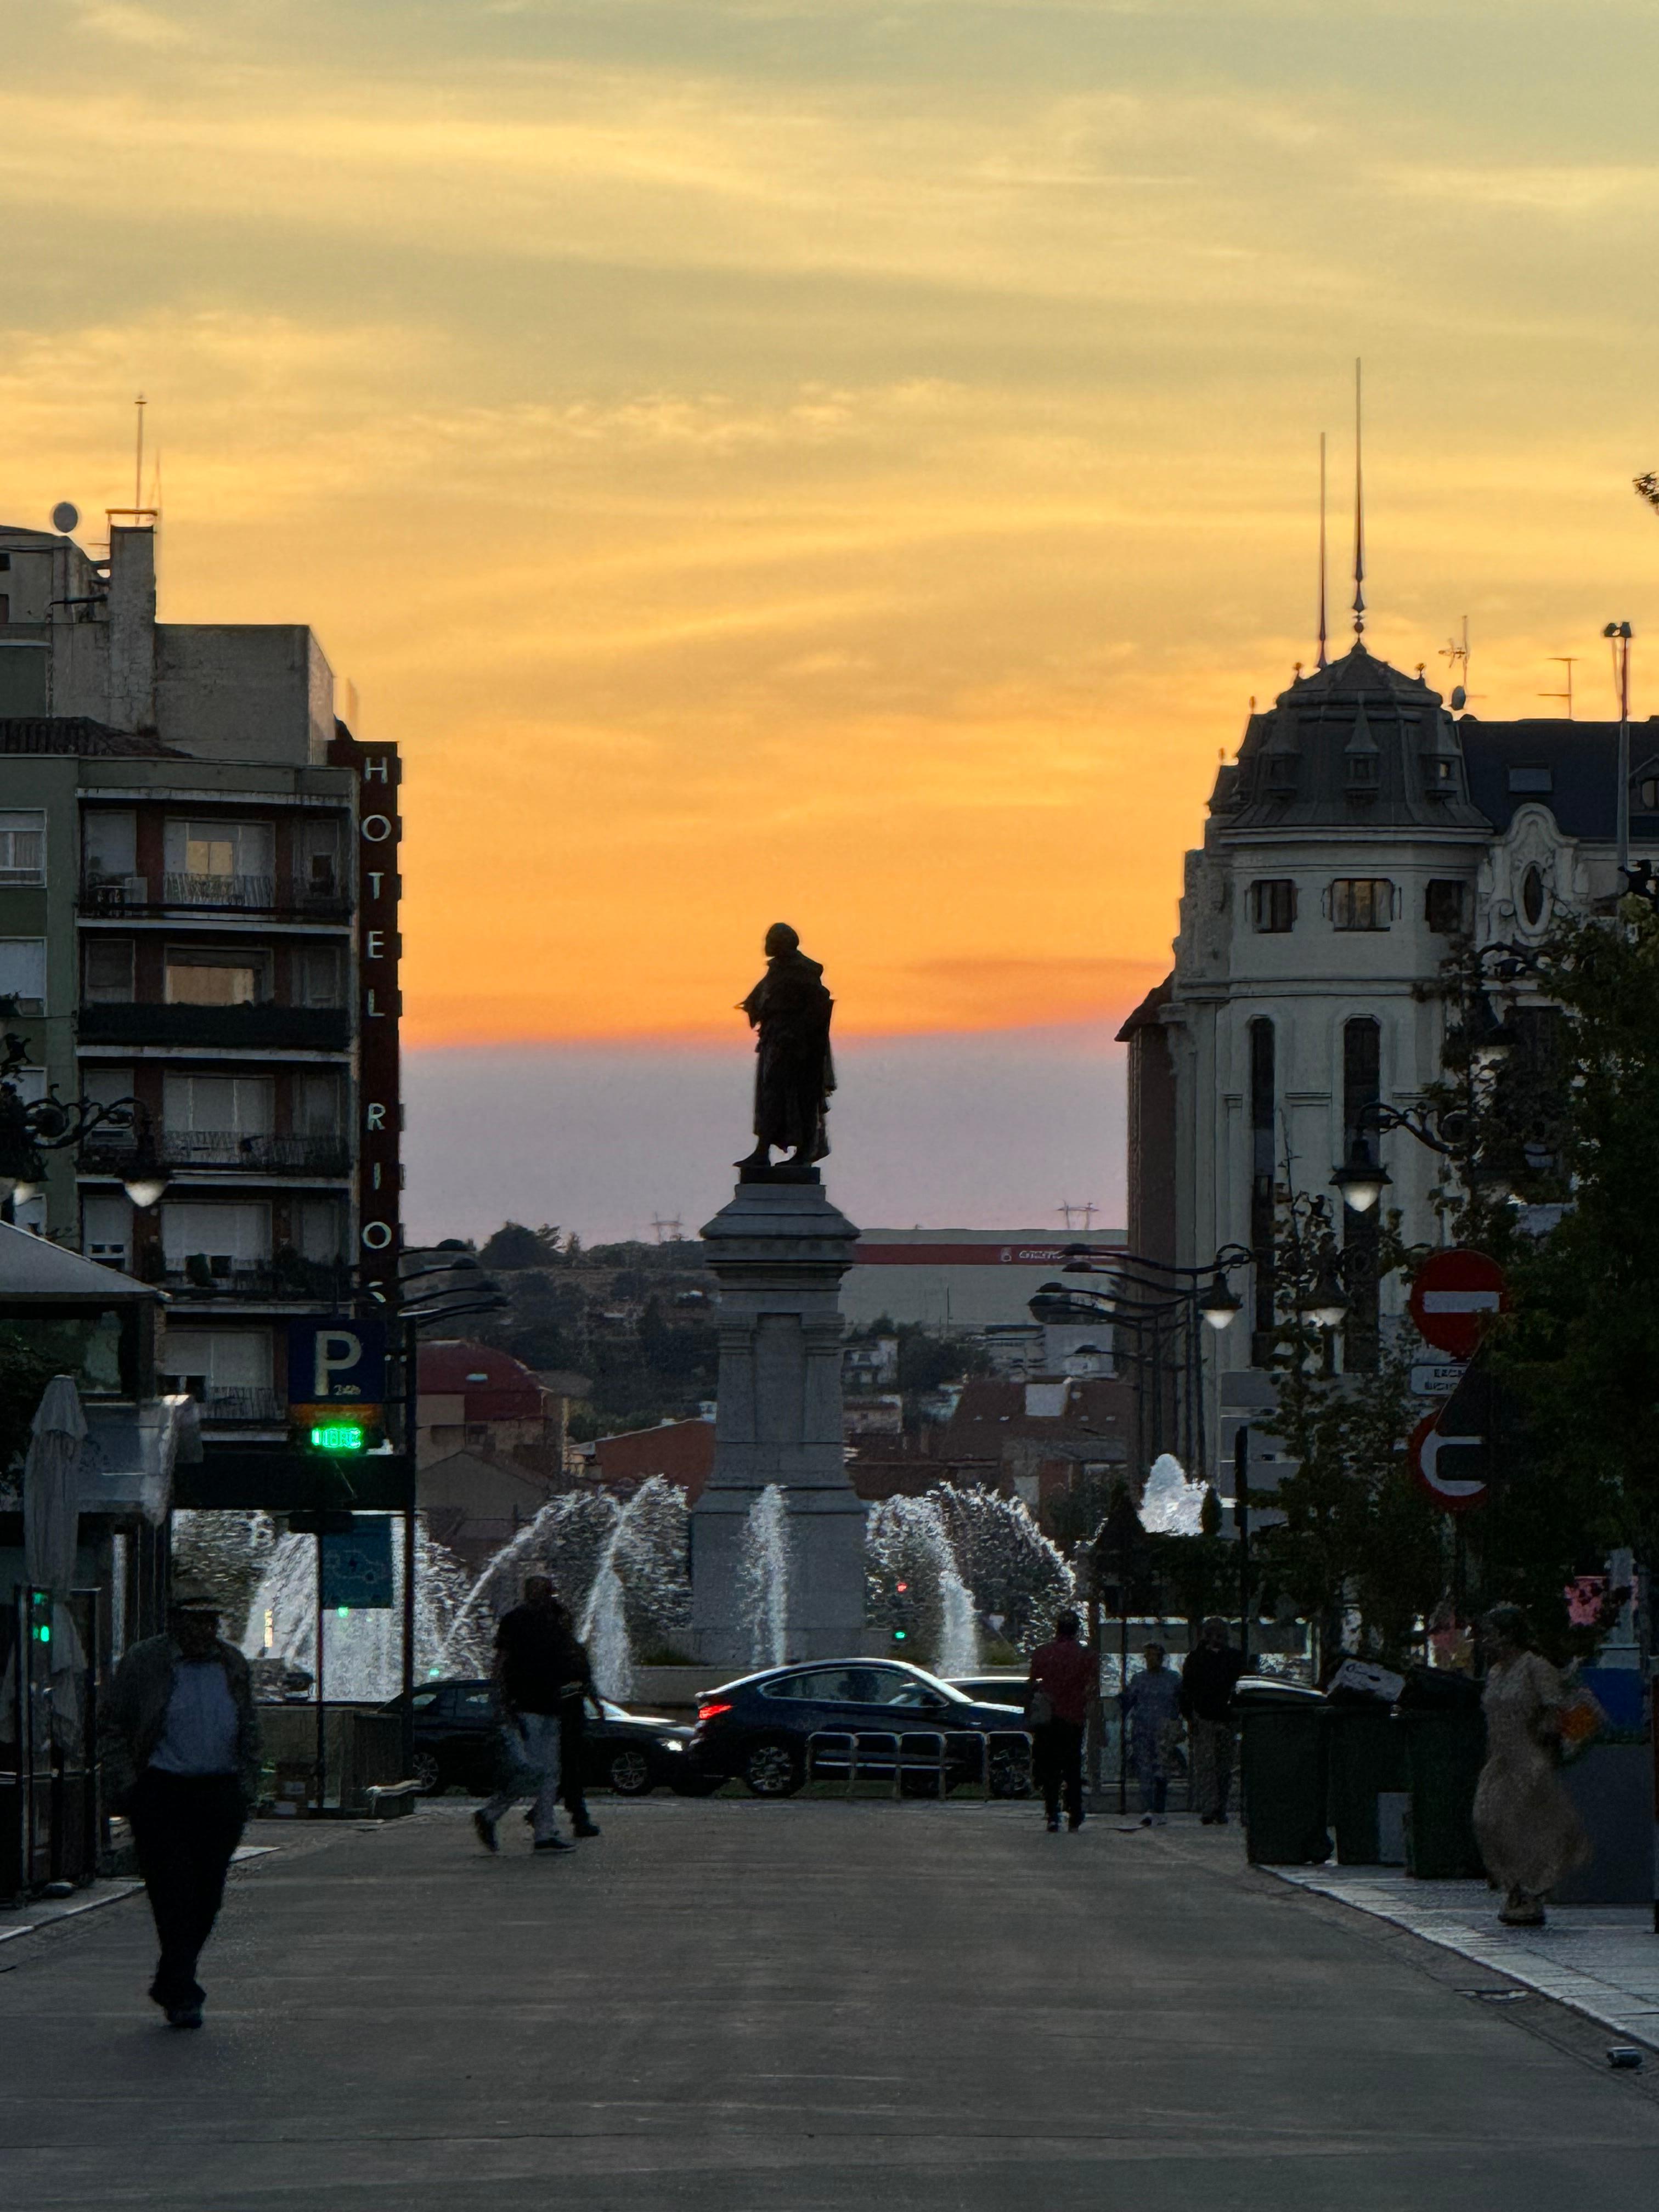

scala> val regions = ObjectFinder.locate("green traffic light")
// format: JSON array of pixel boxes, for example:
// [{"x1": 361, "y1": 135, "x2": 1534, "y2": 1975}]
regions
[
  {"x1": 309, "y1": 1421, "x2": 367, "y2": 1453},
  {"x1": 892, "y1": 1628, "x2": 907, "y2": 1642}
]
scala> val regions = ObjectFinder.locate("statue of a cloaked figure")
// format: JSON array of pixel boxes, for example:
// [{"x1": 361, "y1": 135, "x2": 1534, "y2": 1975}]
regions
[{"x1": 736, "y1": 923, "x2": 836, "y2": 1171}]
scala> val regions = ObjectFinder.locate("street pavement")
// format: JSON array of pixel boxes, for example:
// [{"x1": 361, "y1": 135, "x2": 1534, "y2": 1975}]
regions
[{"x1": 6, "y1": 1799, "x2": 1659, "y2": 2210}]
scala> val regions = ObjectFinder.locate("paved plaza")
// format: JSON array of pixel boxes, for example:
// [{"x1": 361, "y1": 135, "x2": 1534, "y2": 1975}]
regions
[{"x1": 6, "y1": 1801, "x2": 1659, "y2": 2210}]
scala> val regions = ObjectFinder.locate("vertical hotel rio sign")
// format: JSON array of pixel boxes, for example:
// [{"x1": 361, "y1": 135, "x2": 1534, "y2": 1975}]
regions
[{"x1": 329, "y1": 723, "x2": 402, "y2": 1301}]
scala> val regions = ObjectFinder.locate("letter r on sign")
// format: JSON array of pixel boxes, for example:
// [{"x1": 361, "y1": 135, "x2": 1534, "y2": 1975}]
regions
[{"x1": 313, "y1": 1330, "x2": 363, "y2": 1398}]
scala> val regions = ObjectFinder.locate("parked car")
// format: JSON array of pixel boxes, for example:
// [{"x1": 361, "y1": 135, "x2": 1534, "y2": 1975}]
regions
[
  {"x1": 380, "y1": 1678, "x2": 695, "y2": 1797},
  {"x1": 687, "y1": 1658, "x2": 1033, "y2": 1798},
  {"x1": 946, "y1": 1675, "x2": 1031, "y2": 1712}
]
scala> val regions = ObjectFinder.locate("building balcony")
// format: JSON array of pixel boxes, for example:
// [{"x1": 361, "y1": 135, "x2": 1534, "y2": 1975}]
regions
[
  {"x1": 78, "y1": 1003, "x2": 351, "y2": 1052},
  {"x1": 157, "y1": 1255, "x2": 354, "y2": 1304},
  {"x1": 80, "y1": 871, "x2": 352, "y2": 921},
  {"x1": 80, "y1": 1128, "x2": 352, "y2": 1177}
]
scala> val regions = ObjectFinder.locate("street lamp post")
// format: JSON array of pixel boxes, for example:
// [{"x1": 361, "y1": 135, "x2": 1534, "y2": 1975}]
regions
[
  {"x1": 1, "y1": 1005, "x2": 168, "y2": 1221},
  {"x1": 1604, "y1": 621, "x2": 1633, "y2": 884}
]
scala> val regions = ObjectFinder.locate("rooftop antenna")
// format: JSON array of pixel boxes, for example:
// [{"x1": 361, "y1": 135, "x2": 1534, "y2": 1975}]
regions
[
  {"x1": 1316, "y1": 431, "x2": 1329, "y2": 669},
  {"x1": 1058, "y1": 1201, "x2": 1097, "y2": 1233},
  {"x1": 1351, "y1": 359, "x2": 1365, "y2": 640},
  {"x1": 1538, "y1": 656, "x2": 1576, "y2": 720},
  {"x1": 1441, "y1": 616, "x2": 1470, "y2": 710},
  {"x1": 650, "y1": 1214, "x2": 683, "y2": 1243},
  {"x1": 133, "y1": 394, "x2": 146, "y2": 514}
]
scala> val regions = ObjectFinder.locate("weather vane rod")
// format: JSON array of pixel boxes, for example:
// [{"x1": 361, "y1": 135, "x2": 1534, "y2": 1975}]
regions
[
  {"x1": 1352, "y1": 359, "x2": 1365, "y2": 639},
  {"x1": 1316, "y1": 431, "x2": 1329, "y2": 669}
]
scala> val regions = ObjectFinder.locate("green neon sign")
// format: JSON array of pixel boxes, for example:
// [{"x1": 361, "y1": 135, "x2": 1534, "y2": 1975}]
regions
[{"x1": 309, "y1": 1421, "x2": 368, "y2": 1453}]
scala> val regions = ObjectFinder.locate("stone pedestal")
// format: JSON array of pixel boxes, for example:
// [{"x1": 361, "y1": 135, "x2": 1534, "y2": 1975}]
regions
[{"x1": 690, "y1": 1174, "x2": 865, "y2": 1670}]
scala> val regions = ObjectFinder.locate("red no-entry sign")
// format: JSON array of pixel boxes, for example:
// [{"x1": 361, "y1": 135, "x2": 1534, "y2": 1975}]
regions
[
  {"x1": 1408, "y1": 1409, "x2": 1491, "y2": 1514},
  {"x1": 1409, "y1": 1250, "x2": 1508, "y2": 1361}
]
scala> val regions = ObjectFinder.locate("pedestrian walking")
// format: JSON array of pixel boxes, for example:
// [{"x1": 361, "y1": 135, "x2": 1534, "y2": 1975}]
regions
[
  {"x1": 1180, "y1": 1616, "x2": 1246, "y2": 1824},
  {"x1": 560, "y1": 1617, "x2": 602, "y2": 1840},
  {"x1": 1026, "y1": 1609, "x2": 1096, "y2": 1832},
  {"x1": 475, "y1": 1576, "x2": 582, "y2": 1855},
  {"x1": 99, "y1": 1577, "x2": 262, "y2": 2030},
  {"x1": 1472, "y1": 1605, "x2": 1591, "y2": 1928},
  {"x1": 1122, "y1": 1641, "x2": 1183, "y2": 1824}
]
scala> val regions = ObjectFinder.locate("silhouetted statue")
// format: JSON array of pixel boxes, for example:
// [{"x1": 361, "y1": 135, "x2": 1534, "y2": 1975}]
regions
[{"x1": 736, "y1": 923, "x2": 835, "y2": 1173}]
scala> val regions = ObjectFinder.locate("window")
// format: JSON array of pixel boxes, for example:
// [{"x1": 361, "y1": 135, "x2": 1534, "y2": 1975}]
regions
[
  {"x1": 83, "y1": 811, "x2": 137, "y2": 883},
  {"x1": 1251, "y1": 879, "x2": 1296, "y2": 933},
  {"x1": 1345, "y1": 752, "x2": 1379, "y2": 791},
  {"x1": 297, "y1": 1074, "x2": 341, "y2": 1135},
  {"x1": 297, "y1": 1198, "x2": 342, "y2": 1262},
  {"x1": 298, "y1": 820, "x2": 342, "y2": 895},
  {"x1": 1331, "y1": 879, "x2": 1395, "y2": 930},
  {"x1": 296, "y1": 945, "x2": 342, "y2": 1008},
  {"x1": 761, "y1": 1671, "x2": 850, "y2": 1701},
  {"x1": 1267, "y1": 755, "x2": 1299, "y2": 790},
  {"x1": 161, "y1": 1327, "x2": 273, "y2": 1403},
  {"x1": 1639, "y1": 777, "x2": 1659, "y2": 812},
  {"x1": 83, "y1": 939, "x2": 134, "y2": 1003},
  {"x1": 160, "y1": 1201, "x2": 272, "y2": 1273},
  {"x1": 82, "y1": 1193, "x2": 134, "y2": 1273},
  {"x1": 1521, "y1": 865, "x2": 1548, "y2": 928},
  {"x1": 163, "y1": 817, "x2": 275, "y2": 898},
  {"x1": 1425, "y1": 880, "x2": 1468, "y2": 935},
  {"x1": 1508, "y1": 766, "x2": 1553, "y2": 794},
  {"x1": 164, "y1": 947, "x2": 267, "y2": 1006},
  {"x1": 0, "y1": 810, "x2": 45, "y2": 886},
  {"x1": 163, "y1": 1073, "x2": 274, "y2": 1140},
  {"x1": 1424, "y1": 757, "x2": 1458, "y2": 793},
  {"x1": 0, "y1": 938, "x2": 47, "y2": 1007}
]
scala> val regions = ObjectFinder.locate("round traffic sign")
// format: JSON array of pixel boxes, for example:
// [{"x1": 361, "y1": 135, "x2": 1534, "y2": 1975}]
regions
[
  {"x1": 1408, "y1": 1410, "x2": 1489, "y2": 1514},
  {"x1": 1409, "y1": 1249, "x2": 1508, "y2": 1360}
]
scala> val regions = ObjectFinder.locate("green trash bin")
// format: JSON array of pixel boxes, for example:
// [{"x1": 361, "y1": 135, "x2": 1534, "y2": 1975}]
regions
[
  {"x1": 1235, "y1": 1678, "x2": 1331, "y2": 1865},
  {"x1": 1396, "y1": 1668, "x2": 1487, "y2": 1878},
  {"x1": 1323, "y1": 1695, "x2": 1410, "y2": 1864}
]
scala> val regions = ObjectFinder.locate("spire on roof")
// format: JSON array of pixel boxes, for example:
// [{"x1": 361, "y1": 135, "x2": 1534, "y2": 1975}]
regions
[{"x1": 1352, "y1": 358, "x2": 1365, "y2": 640}]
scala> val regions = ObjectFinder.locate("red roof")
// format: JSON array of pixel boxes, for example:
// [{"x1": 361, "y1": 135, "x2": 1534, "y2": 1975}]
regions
[
  {"x1": 594, "y1": 1419, "x2": 716, "y2": 1500},
  {"x1": 418, "y1": 1338, "x2": 545, "y2": 1422}
]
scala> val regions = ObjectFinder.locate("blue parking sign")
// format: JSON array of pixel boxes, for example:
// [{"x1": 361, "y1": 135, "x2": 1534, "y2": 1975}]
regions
[
  {"x1": 288, "y1": 1317, "x2": 387, "y2": 1408},
  {"x1": 320, "y1": 1517, "x2": 395, "y2": 1610}
]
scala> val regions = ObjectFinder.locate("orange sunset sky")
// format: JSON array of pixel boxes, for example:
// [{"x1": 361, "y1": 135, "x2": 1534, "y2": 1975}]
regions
[{"x1": 7, "y1": 3, "x2": 1658, "y2": 1228}]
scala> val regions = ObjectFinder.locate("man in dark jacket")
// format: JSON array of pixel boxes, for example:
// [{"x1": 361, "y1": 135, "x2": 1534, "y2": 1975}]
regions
[
  {"x1": 1180, "y1": 1616, "x2": 1247, "y2": 1823},
  {"x1": 475, "y1": 1576, "x2": 584, "y2": 1855},
  {"x1": 99, "y1": 1577, "x2": 262, "y2": 2029},
  {"x1": 1026, "y1": 1610, "x2": 1097, "y2": 1832}
]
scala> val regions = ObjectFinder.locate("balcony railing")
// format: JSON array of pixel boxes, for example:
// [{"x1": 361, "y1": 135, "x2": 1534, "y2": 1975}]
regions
[
  {"x1": 79, "y1": 1004, "x2": 351, "y2": 1052},
  {"x1": 80, "y1": 1128, "x2": 351, "y2": 1176},
  {"x1": 160, "y1": 1256, "x2": 354, "y2": 1302},
  {"x1": 80, "y1": 871, "x2": 352, "y2": 920},
  {"x1": 196, "y1": 1385, "x2": 287, "y2": 1425}
]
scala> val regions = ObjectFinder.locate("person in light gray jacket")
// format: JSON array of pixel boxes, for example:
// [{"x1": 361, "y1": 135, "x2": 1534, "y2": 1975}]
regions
[{"x1": 100, "y1": 1578, "x2": 261, "y2": 2029}]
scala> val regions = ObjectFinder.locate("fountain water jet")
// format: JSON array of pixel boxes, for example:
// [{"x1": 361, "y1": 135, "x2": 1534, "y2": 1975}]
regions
[{"x1": 737, "y1": 1485, "x2": 791, "y2": 1668}]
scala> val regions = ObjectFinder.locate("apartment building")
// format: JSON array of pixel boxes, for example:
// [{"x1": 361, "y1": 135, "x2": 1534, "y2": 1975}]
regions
[{"x1": 0, "y1": 513, "x2": 400, "y2": 1447}]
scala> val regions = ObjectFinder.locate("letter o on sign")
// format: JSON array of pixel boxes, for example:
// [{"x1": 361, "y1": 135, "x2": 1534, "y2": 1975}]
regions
[
  {"x1": 362, "y1": 1220, "x2": 394, "y2": 1251},
  {"x1": 361, "y1": 814, "x2": 394, "y2": 843}
]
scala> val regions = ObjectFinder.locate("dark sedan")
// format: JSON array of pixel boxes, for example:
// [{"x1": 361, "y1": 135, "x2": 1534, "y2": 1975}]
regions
[
  {"x1": 382, "y1": 1678, "x2": 695, "y2": 1797},
  {"x1": 687, "y1": 1658, "x2": 1032, "y2": 1798}
]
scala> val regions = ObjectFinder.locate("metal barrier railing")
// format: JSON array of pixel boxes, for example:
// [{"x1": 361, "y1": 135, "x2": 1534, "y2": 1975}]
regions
[{"x1": 805, "y1": 1727, "x2": 1034, "y2": 1802}]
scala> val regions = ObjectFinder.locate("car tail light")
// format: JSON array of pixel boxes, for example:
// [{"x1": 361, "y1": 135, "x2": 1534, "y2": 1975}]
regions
[{"x1": 697, "y1": 1701, "x2": 733, "y2": 1722}]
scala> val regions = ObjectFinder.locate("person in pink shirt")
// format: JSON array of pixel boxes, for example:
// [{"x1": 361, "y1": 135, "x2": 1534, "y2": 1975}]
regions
[{"x1": 1025, "y1": 1610, "x2": 1098, "y2": 1832}]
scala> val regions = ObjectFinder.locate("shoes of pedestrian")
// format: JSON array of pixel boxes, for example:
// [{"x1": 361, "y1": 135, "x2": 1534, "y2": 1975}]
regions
[
  {"x1": 1045, "y1": 1817, "x2": 1060, "y2": 1832},
  {"x1": 1153, "y1": 1815, "x2": 1168, "y2": 1827},
  {"x1": 1068, "y1": 1816, "x2": 1085, "y2": 1832},
  {"x1": 533, "y1": 1834, "x2": 574, "y2": 1853},
  {"x1": 166, "y1": 2005, "x2": 204, "y2": 2030},
  {"x1": 573, "y1": 1821, "x2": 601, "y2": 1838},
  {"x1": 1139, "y1": 1813, "x2": 1153, "y2": 1826},
  {"x1": 473, "y1": 1809, "x2": 499, "y2": 1854}
]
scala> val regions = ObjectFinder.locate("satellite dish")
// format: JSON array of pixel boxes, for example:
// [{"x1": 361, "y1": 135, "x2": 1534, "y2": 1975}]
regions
[
  {"x1": 50, "y1": 501, "x2": 79, "y2": 534},
  {"x1": 1451, "y1": 685, "x2": 1467, "y2": 712}
]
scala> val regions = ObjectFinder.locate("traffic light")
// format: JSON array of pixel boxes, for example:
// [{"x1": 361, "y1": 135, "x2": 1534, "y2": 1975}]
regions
[
  {"x1": 891, "y1": 1578, "x2": 911, "y2": 1647},
  {"x1": 27, "y1": 1588, "x2": 52, "y2": 1646}
]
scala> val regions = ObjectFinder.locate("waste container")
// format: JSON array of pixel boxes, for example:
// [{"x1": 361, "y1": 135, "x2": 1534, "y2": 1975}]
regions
[
  {"x1": 1395, "y1": 1667, "x2": 1486, "y2": 1878},
  {"x1": 1323, "y1": 1692, "x2": 1410, "y2": 1864},
  {"x1": 1235, "y1": 1677, "x2": 1330, "y2": 1865}
]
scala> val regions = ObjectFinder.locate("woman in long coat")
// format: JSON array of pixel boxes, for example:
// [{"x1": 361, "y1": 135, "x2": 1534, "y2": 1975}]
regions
[{"x1": 1472, "y1": 1604, "x2": 1589, "y2": 1927}]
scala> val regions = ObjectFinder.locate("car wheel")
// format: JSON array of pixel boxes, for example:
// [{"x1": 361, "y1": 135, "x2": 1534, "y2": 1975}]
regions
[
  {"x1": 988, "y1": 1743, "x2": 1033, "y2": 1799},
  {"x1": 742, "y1": 1739, "x2": 803, "y2": 1798},
  {"x1": 607, "y1": 1745, "x2": 655, "y2": 1796},
  {"x1": 411, "y1": 1748, "x2": 442, "y2": 1795}
]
